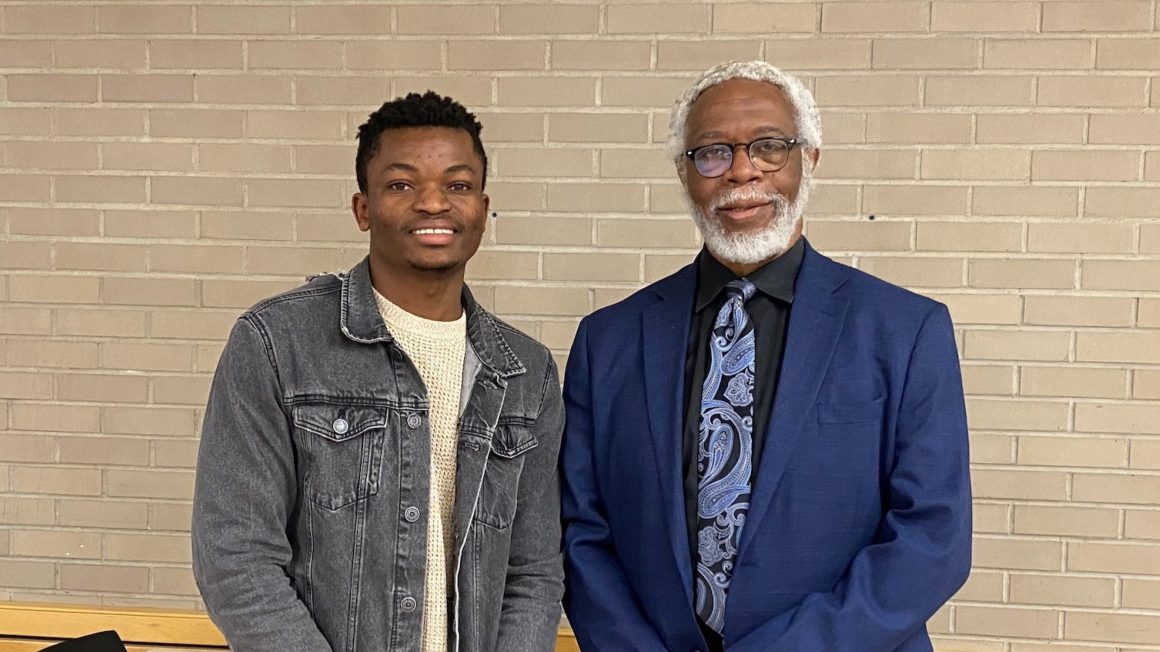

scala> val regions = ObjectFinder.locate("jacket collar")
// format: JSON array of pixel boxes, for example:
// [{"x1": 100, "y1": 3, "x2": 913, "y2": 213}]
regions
[{"x1": 340, "y1": 256, "x2": 526, "y2": 378}]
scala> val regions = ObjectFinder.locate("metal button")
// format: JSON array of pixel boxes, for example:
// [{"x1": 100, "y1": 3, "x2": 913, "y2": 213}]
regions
[
  {"x1": 406, "y1": 413, "x2": 422, "y2": 429},
  {"x1": 332, "y1": 418, "x2": 349, "y2": 435},
  {"x1": 404, "y1": 506, "x2": 420, "y2": 523},
  {"x1": 400, "y1": 596, "x2": 417, "y2": 612}
]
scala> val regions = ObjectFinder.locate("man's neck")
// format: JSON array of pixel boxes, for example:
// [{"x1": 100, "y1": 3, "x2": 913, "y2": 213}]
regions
[{"x1": 369, "y1": 260, "x2": 465, "y2": 322}]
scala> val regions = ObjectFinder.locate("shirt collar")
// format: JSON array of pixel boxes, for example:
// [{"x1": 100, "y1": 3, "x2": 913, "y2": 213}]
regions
[{"x1": 694, "y1": 237, "x2": 805, "y2": 312}]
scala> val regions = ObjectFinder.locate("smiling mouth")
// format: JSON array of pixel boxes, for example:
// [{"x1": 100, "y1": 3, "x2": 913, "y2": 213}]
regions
[
  {"x1": 716, "y1": 202, "x2": 772, "y2": 221},
  {"x1": 412, "y1": 228, "x2": 455, "y2": 235}
]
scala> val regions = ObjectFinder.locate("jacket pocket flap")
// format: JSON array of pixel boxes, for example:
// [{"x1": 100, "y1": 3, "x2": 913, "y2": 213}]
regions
[
  {"x1": 292, "y1": 403, "x2": 386, "y2": 442},
  {"x1": 490, "y1": 421, "x2": 538, "y2": 458}
]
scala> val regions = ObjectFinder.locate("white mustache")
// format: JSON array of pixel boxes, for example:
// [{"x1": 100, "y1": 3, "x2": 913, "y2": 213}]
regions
[{"x1": 709, "y1": 187, "x2": 785, "y2": 212}]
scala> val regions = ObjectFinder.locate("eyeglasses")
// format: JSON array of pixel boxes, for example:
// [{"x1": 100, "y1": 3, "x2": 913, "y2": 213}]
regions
[{"x1": 684, "y1": 137, "x2": 805, "y2": 178}]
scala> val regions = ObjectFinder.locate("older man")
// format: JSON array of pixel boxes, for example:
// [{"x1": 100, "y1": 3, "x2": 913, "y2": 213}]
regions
[{"x1": 561, "y1": 61, "x2": 971, "y2": 651}]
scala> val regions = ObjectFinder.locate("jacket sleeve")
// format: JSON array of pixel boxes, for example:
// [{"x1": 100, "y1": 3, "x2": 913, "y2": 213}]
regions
[
  {"x1": 561, "y1": 318, "x2": 670, "y2": 651},
  {"x1": 730, "y1": 304, "x2": 973, "y2": 652},
  {"x1": 192, "y1": 316, "x2": 333, "y2": 652},
  {"x1": 495, "y1": 355, "x2": 567, "y2": 651}
]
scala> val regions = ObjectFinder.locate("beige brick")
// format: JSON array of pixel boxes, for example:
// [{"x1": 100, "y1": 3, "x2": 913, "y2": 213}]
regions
[
  {"x1": 296, "y1": 76, "x2": 394, "y2": 107},
  {"x1": 972, "y1": 186, "x2": 1080, "y2": 218},
  {"x1": 148, "y1": 503, "x2": 193, "y2": 532},
  {"x1": 0, "y1": 241, "x2": 52, "y2": 270},
  {"x1": 966, "y1": 331, "x2": 1070, "y2": 362},
  {"x1": 0, "y1": 308, "x2": 51, "y2": 336},
  {"x1": 972, "y1": 432, "x2": 1017, "y2": 464},
  {"x1": 58, "y1": 498, "x2": 144, "y2": 530},
  {"x1": 7, "y1": 208, "x2": 99, "y2": 238},
  {"x1": 922, "y1": 149, "x2": 1029, "y2": 181},
  {"x1": 345, "y1": 41, "x2": 441, "y2": 71},
  {"x1": 242, "y1": 41, "x2": 340, "y2": 73},
  {"x1": 61, "y1": 563, "x2": 149, "y2": 593},
  {"x1": 1022, "y1": 366, "x2": 1127, "y2": 399},
  {"x1": 932, "y1": 2, "x2": 1040, "y2": 33},
  {"x1": 1090, "y1": 114, "x2": 1160, "y2": 146},
  {"x1": 0, "y1": 174, "x2": 51, "y2": 202},
  {"x1": 657, "y1": 41, "x2": 763, "y2": 71},
  {"x1": 959, "y1": 605, "x2": 1062, "y2": 638},
  {"x1": 1040, "y1": 76, "x2": 1149, "y2": 108},
  {"x1": 1070, "y1": 542, "x2": 1160, "y2": 576},
  {"x1": 600, "y1": 148, "x2": 675, "y2": 179},
  {"x1": 1083, "y1": 260, "x2": 1160, "y2": 291},
  {"x1": 1010, "y1": 573, "x2": 1116, "y2": 608},
  {"x1": 0, "y1": 108, "x2": 51, "y2": 136},
  {"x1": 55, "y1": 108, "x2": 144, "y2": 137},
  {"x1": 388, "y1": 4, "x2": 494, "y2": 34},
  {"x1": 201, "y1": 212, "x2": 295, "y2": 241},
  {"x1": 1136, "y1": 369, "x2": 1160, "y2": 399},
  {"x1": 917, "y1": 222, "x2": 1021, "y2": 252},
  {"x1": 500, "y1": 5, "x2": 597, "y2": 35},
  {"x1": 53, "y1": 39, "x2": 146, "y2": 69},
  {"x1": 974, "y1": 536, "x2": 1062, "y2": 571},
  {"x1": 549, "y1": 113, "x2": 648, "y2": 144},
  {"x1": 152, "y1": 566, "x2": 199, "y2": 596},
  {"x1": 972, "y1": 468, "x2": 1069, "y2": 500},
  {"x1": 1131, "y1": 440, "x2": 1160, "y2": 470},
  {"x1": 101, "y1": 342, "x2": 193, "y2": 372},
  {"x1": 0, "y1": 497, "x2": 54, "y2": 526},
  {"x1": 1074, "y1": 473, "x2": 1160, "y2": 505},
  {"x1": 493, "y1": 286, "x2": 589, "y2": 317},
  {"x1": 293, "y1": 145, "x2": 348, "y2": 176},
  {"x1": 150, "y1": 109, "x2": 243, "y2": 138},
  {"x1": 198, "y1": 144, "x2": 291, "y2": 174},
  {"x1": 103, "y1": 143, "x2": 194, "y2": 172},
  {"x1": 1144, "y1": 223, "x2": 1160, "y2": 253},
  {"x1": 495, "y1": 216, "x2": 592, "y2": 246},
  {"x1": 152, "y1": 176, "x2": 243, "y2": 207},
  {"x1": 105, "y1": 210, "x2": 197, "y2": 239},
  {"x1": 448, "y1": 40, "x2": 545, "y2": 71},
  {"x1": 6, "y1": 5, "x2": 94, "y2": 33},
  {"x1": 153, "y1": 375, "x2": 213, "y2": 406},
  {"x1": 0, "y1": 371, "x2": 53, "y2": 400},
  {"x1": 596, "y1": 219, "x2": 699, "y2": 249},
  {"x1": 197, "y1": 75, "x2": 291, "y2": 105},
  {"x1": 0, "y1": 434, "x2": 55, "y2": 462},
  {"x1": 498, "y1": 77, "x2": 596, "y2": 108},
  {"x1": 551, "y1": 40, "x2": 651, "y2": 71},
  {"x1": 649, "y1": 183, "x2": 693, "y2": 214},
  {"x1": 394, "y1": 75, "x2": 493, "y2": 106},
  {"x1": 105, "y1": 532, "x2": 191, "y2": 563},
  {"x1": 804, "y1": 220, "x2": 911, "y2": 252},
  {"x1": 106, "y1": 469, "x2": 194, "y2": 500},
  {"x1": 1078, "y1": 331, "x2": 1160, "y2": 364},
  {"x1": 866, "y1": 113, "x2": 971, "y2": 144},
  {"x1": 984, "y1": 39, "x2": 1093, "y2": 70},
  {"x1": 814, "y1": 75, "x2": 919, "y2": 106},
  {"x1": 493, "y1": 147, "x2": 592, "y2": 178},
  {"x1": 817, "y1": 112, "x2": 865, "y2": 145},
  {"x1": 201, "y1": 279, "x2": 298, "y2": 308},
  {"x1": 978, "y1": 115, "x2": 1086, "y2": 146},
  {"x1": 247, "y1": 246, "x2": 355, "y2": 276},
  {"x1": 608, "y1": 4, "x2": 708, "y2": 34},
  {"x1": 12, "y1": 529, "x2": 101, "y2": 560},
  {"x1": 874, "y1": 38, "x2": 980, "y2": 69},
  {"x1": 7, "y1": 74, "x2": 98, "y2": 102},
  {"x1": 925, "y1": 75, "x2": 1033, "y2": 106},
  {"x1": 1020, "y1": 435, "x2": 1128, "y2": 469},
  {"x1": 147, "y1": 245, "x2": 243, "y2": 275},
  {"x1": 9, "y1": 341, "x2": 99, "y2": 369},
  {"x1": 968, "y1": 259, "x2": 1075, "y2": 290},
  {"x1": 296, "y1": 214, "x2": 365, "y2": 243},
  {"x1": 817, "y1": 150, "x2": 916, "y2": 180},
  {"x1": 1030, "y1": 295, "x2": 1135, "y2": 328},
  {"x1": 1097, "y1": 38, "x2": 1160, "y2": 70},
  {"x1": 295, "y1": 5, "x2": 391, "y2": 34},
  {"x1": 1034, "y1": 150, "x2": 1140, "y2": 183},
  {"x1": 102, "y1": 74, "x2": 193, "y2": 103},
  {"x1": 153, "y1": 439, "x2": 199, "y2": 469},
  {"x1": 1125, "y1": 511, "x2": 1160, "y2": 539},
  {"x1": 10, "y1": 275, "x2": 100, "y2": 305},
  {"x1": 1076, "y1": 402, "x2": 1160, "y2": 435},
  {"x1": 10, "y1": 463, "x2": 101, "y2": 495},
  {"x1": 1086, "y1": 187, "x2": 1160, "y2": 218},
  {"x1": 97, "y1": 4, "x2": 189, "y2": 33},
  {"x1": 1141, "y1": 299, "x2": 1160, "y2": 328},
  {"x1": 547, "y1": 183, "x2": 647, "y2": 212},
  {"x1": 57, "y1": 374, "x2": 148, "y2": 403},
  {"x1": 5, "y1": 142, "x2": 97, "y2": 172},
  {"x1": 151, "y1": 39, "x2": 241, "y2": 69},
  {"x1": 102, "y1": 277, "x2": 197, "y2": 307},
  {"x1": 953, "y1": 569, "x2": 1005, "y2": 602},
  {"x1": 196, "y1": 5, "x2": 290, "y2": 34},
  {"x1": 56, "y1": 175, "x2": 146, "y2": 204},
  {"x1": 248, "y1": 179, "x2": 346, "y2": 209},
  {"x1": 0, "y1": 560, "x2": 55, "y2": 589},
  {"x1": 961, "y1": 364, "x2": 1015, "y2": 395},
  {"x1": 544, "y1": 253, "x2": 640, "y2": 282},
  {"x1": 1123, "y1": 579, "x2": 1160, "y2": 610},
  {"x1": 1043, "y1": 1, "x2": 1152, "y2": 32},
  {"x1": 822, "y1": 2, "x2": 927, "y2": 33},
  {"x1": 149, "y1": 311, "x2": 232, "y2": 342}
]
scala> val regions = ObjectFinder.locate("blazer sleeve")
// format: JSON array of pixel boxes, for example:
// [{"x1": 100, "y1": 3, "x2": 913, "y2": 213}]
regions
[
  {"x1": 560, "y1": 317, "x2": 670, "y2": 651},
  {"x1": 730, "y1": 303, "x2": 973, "y2": 652}
]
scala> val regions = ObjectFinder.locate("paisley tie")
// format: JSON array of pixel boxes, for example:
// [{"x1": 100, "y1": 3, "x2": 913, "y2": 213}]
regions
[{"x1": 694, "y1": 278, "x2": 756, "y2": 634}]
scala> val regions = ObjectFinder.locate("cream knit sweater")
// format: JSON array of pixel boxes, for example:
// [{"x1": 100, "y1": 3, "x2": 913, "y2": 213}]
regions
[{"x1": 375, "y1": 289, "x2": 466, "y2": 652}]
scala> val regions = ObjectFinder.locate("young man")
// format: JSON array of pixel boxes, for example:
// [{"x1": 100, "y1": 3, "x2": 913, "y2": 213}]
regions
[
  {"x1": 561, "y1": 61, "x2": 971, "y2": 651},
  {"x1": 193, "y1": 92, "x2": 564, "y2": 652}
]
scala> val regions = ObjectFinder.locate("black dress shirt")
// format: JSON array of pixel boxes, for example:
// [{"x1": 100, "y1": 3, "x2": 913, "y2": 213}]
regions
[{"x1": 681, "y1": 238, "x2": 804, "y2": 648}]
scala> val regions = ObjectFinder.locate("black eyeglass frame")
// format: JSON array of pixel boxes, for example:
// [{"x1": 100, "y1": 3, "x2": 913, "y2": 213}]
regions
[{"x1": 683, "y1": 136, "x2": 806, "y2": 178}]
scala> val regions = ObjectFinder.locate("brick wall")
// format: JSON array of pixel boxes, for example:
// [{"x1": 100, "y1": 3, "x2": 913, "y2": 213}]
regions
[{"x1": 1, "y1": 1, "x2": 1158, "y2": 648}]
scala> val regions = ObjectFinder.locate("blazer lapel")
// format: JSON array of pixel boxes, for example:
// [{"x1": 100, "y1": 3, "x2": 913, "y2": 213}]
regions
[
  {"x1": 642, "y1": 263, "x2": 697, "y2": 602},
  {"x1": 739, "y1": 241, "x2": 850, "y2": 556}
]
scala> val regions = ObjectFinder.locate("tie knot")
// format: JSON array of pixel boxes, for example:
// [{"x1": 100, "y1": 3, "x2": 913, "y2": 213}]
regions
[{"x1": 725, "y1": 279, "x2": 756, "y2": 303}]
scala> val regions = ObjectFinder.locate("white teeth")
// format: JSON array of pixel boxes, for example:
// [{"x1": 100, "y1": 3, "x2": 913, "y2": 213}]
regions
[{"x1": 413, "y1": 228, "x2": 454, "y2": 235}]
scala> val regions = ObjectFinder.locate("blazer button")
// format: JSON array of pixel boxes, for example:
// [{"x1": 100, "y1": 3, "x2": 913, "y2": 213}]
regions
[
  {"x1": 406, "y1": 413, "x2": 422, "y2": 429},
  {"x1": 331, "y1": 418, "x2": 349, "y2": 435},
  {"x1": 400, "y1": 596, "x2": 417, "y2": 612},
  {"x1": 404, "y1": 506, "x2": 421, "y2": 523}
]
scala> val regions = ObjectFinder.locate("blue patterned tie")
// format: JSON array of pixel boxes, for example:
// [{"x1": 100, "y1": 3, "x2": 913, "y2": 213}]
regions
[{"x1": 694, "y1": 278, "x2": 756, "y2": 634}]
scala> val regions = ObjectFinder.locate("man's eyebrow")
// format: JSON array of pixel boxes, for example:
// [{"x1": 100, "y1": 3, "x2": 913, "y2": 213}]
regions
[
  {"x1": 692, "y1": 125, "x2": 790, "y2": 142},
  {"x1": 383, "y1": 162, "x2": 417, "y2": 172},
  {"x1": 444, "y1": 164, "x2": 477, "y2": 175}
]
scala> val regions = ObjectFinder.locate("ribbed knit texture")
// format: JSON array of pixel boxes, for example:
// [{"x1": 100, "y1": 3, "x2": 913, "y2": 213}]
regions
[{"x1": 375, "y1": 289, "x2": 466, "y2": 652}]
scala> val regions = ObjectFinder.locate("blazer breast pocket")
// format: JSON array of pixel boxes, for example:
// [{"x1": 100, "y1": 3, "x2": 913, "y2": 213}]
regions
[{"x1": 816, "y1": 396, "x2": 886, "y2": 425}]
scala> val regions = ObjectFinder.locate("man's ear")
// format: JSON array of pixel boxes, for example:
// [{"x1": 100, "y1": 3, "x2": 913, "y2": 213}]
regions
[
  {"x1": 807, "y1": 147, "x2": 821, "y2": 172},
  {"x1": 352, "y1": 192, "x2": 370, "y2": 232}
]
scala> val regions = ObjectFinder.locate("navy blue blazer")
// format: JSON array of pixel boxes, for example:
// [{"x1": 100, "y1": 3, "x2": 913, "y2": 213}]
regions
[{"x1": 561, "y1": 239, "x2": 971, "y2": 652}]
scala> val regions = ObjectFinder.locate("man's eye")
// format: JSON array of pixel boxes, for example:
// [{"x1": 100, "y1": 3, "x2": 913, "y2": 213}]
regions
[
  {"x1": 449, "y1": 182, "x2": 472, "y2": 192},
  {"x1": 386, "y1": 182, "x2": 410, "y2": 191}
]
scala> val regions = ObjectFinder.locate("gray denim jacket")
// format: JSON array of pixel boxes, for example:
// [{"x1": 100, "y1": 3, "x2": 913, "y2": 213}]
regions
[{"x1": 192, "y1": 257, "x2": 564, "y2": 652}]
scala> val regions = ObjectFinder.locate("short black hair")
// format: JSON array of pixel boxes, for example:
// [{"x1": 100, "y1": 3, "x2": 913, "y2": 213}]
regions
[{"x1": 355, "y1": 91, "x2": 487, "y2": 193}]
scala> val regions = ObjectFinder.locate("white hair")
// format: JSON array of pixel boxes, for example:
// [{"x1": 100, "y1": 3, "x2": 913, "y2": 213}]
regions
[{"x1": 666, "y1": 60, "x2": 822, "y2": 168}]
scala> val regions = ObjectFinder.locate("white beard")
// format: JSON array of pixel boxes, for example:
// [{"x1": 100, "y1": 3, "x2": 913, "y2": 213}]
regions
[{"x1": 685, "y1": 166, "x2": 812, "y2": 266}]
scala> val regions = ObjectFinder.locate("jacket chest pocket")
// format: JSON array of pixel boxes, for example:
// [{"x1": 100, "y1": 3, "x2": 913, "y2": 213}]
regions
[
  {"x1": 292, "y1": 402, "x2": 387, "y2": 511},
  {"x1": 474, "y1": 420, "x2": 538, "y2": 531}
]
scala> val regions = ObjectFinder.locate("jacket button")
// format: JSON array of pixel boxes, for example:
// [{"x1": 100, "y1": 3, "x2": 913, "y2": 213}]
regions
[
  {"x1": 332, "y1": 418, "x2": 349, "y2": 435},
  {"x1": 400, "y1": 596, "x2": 416, "y2": 612},
  {"x1": 406, "y1": 413, "x2": 422, "y2": 429},
  {"x1": 404, "y1": 506, "x2": 420, "y2": 523}
]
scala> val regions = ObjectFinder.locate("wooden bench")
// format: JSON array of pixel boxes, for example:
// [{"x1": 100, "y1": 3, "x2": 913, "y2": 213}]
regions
[{"x1": 0, "y1": 602, "x2": 579, "y2": 651}]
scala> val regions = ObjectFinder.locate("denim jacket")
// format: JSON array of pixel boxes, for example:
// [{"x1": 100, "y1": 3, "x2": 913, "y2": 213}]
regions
[{"x1": 192, "y1": 257, "x2": 564, "y2": 652}]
